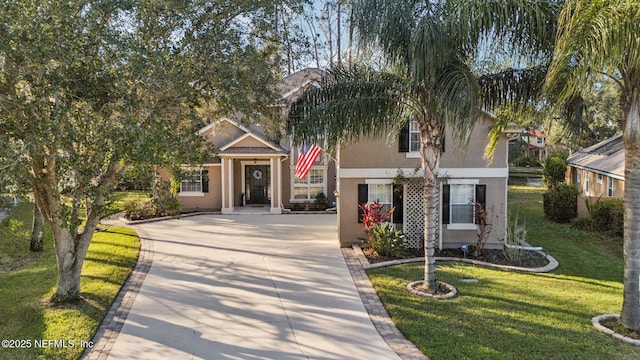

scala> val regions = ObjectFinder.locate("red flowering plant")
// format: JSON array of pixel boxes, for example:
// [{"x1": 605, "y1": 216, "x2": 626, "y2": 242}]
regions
[{"x1": 359, "y1": 201, "x2": 407, "y2": 258}]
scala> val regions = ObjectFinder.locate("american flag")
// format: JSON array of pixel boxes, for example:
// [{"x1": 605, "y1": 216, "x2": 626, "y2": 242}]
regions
[{"x1": 294, "y1": 143, "x2": 322, "y2": 179}]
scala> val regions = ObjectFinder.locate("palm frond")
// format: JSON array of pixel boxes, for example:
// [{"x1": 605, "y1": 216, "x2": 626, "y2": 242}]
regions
[
  {"x1": 479, "y1": 65, "x2": 548, "y2": 109},
  {"x1": 446, "y1": 0, "x2": 561, "y2": 60},
  {"x1": 287, "y1": 66, "x2": 406, "y2": 151}
]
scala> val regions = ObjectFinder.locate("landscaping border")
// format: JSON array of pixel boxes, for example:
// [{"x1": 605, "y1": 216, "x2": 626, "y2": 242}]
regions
[
  {"x1": 592, "y1": 314, "x2": 640, "y2": 346},
  {"x1": 81, "y1": 217, "x2": 154, "y2": 360},
  {"x1": 352, "y1": 245, "x2": 559, "y2": 272}
]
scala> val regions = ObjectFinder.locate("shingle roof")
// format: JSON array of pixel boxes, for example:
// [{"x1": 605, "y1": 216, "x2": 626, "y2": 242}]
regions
[{"x1": 567, "y1": 135, "x2": 624, "y2": 179}]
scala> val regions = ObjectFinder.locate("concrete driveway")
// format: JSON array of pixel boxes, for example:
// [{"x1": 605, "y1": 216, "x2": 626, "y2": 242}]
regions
[{"x1": 104, "y1": 214, "x2": 401, "y2": 360}]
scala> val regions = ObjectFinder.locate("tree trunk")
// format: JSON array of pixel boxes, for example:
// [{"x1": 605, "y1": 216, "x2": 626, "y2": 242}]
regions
[
  {"x1": 420, "y1": 118, "x2": 443, "y2": 291},
  {"x1": 29, "y1": 204, "x2": 44, "y2": 252},
  {"x1": 620, "y1": 88, "x2": 640, "y2": 331}
]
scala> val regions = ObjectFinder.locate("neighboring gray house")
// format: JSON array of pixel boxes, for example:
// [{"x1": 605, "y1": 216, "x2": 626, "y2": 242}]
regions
[{"x1": 566, "y1": 135, "x2": 625, "y2": 215}]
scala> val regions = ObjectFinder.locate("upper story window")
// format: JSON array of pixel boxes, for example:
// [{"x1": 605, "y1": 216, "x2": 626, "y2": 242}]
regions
[
  {"x1": 409, "y1": 120, "x2": 420, "y2": 152},
  {"x1": 536, "y1": 137, "x2": 543, "y2": 144},
  {"x1": 596, "y1": 173, "x2": 603, "y2": 184}
]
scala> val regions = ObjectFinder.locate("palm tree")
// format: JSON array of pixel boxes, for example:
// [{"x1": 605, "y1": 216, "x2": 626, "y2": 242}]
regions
[
  {"x1": 288, "y1": 0, "x2": 557, "y2": 291},
  {"x1": 545, "y1": 0, "x2": 640, "y2": 332}
]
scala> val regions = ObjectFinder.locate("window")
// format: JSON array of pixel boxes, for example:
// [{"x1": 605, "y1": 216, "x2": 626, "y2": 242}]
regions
[
  {"x1": 608, "y1": 177, "x2": 614, "y2": 196},
  {"x1": 442, "y1": 182, "x2": 486, "y2": 228},
  {"x1": 450, "y1": 184, "x2": 475, "y2": 224},
  {"x1": 293, "y1": 168, "x2": 325, "y2": 200},
  {"x1": 576, "y1": 169, "x2": 581, "y2": 184},
  {"x1": 180, "y1": 170, "x2": 209, "y2": 193},
  {"x1": 368, "y1": 183, "x2": 394, "y2": 216},
  {"x1": 409, "y1": 120, "x2": 420, "y2": 152},
  {"x1": 357, "y1": 183, "x2": 404, "y2": 224},
  {"x1": 584, "y1": 171, "x2": 590, "y2": 195},
  {"x1": 536, "y1": 137, "x2": 543, "y2": 144},
  {"x1": 596, "y1": 173, "x2": 603, "y2": 184}
]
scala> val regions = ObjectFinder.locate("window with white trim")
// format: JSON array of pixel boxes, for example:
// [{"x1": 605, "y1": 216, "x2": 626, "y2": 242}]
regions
[
  {"x1": 450, "y1": 184, "x2": 475, "y2": 224},
  {"x1": 409, "y1": 120, "x2": 420, "y2": 152},
  {"x1": 576, "y1": 169, "x2": 581, "y2": 184},
  {"x1": 596, "y1": 173, "x2": 603, "y2": 184},
  {"x1": 608, "y1": 177, "x2": 614, "y2": 196},
  {"x1": 293, "y1": 168, "x2": 325, "y2": 200},
  {"x1": 368, "y1": 183, "x2": 394, "y2": 216},
  {"x1": 442, "y1": 182, "x2": 486, "y2": 229},
  {"x1": 181, "y1": 170, "x2": 202, "y2": 192},
  {"x1": 584, "y1": 171, "x2": 590, "y2": 195}
]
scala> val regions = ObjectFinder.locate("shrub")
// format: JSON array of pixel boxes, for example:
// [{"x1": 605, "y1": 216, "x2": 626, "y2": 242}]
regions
[
  {"x1": 503, "y1": 215, "x2": 526, "y2": 263},
  {"x1": 590, "y1": 199, "x2": 624, "y2": 236},
  {"x1": 359, "y1": 201, "x2": 407, "y2": 258},
  {"x1": 542, "y1": 156, "x2": 567, "y2": 189},
  {"x1": 156, "y1": 196, "x2": 181, "y2": 216},
  {"x1": 123, "y1": 198, "x2": 157, "y2": 220},
  {"x1": 314, "y1": 192, "x2": 328, "y2": 211},
  {"x1": 367, "y1": 222, "x2": 408, "y2": 258},
  {"x1": 543, "y1": 184, "x2": 580, "y2": 223},
  {"x1": 571, "y1": 217, "x2": 593, "y2": 231}
]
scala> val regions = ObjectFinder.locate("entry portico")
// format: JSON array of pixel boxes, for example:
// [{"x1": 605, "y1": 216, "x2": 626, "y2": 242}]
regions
[{"x1": 219, "y1": 149, "x2": 286, "y2": 214}]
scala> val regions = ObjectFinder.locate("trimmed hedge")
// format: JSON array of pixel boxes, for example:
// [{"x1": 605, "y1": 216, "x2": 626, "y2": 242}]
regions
[
  {"x1": 590, "y1": 199, "x2": 624, "y2": 237},
  {"x1": 543, "y1": 156, "x2": 567, "y2": 189},
  {"x1": 543, "y1": 184, "x2": 580, "y2": 223}
]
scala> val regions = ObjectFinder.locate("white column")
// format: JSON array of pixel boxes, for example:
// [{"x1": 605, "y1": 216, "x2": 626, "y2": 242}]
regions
[
  {"x1": 270, "y1": 157, "x2": 281, "y2": 214},
  {"x1": 228, "y1": 158, "x2": 234, "y2": 210}
]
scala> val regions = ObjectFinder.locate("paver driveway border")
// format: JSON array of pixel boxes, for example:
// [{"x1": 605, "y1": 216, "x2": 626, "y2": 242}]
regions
[{"x1": 82, "y1": 214, "x2": 428, "y2": 360}]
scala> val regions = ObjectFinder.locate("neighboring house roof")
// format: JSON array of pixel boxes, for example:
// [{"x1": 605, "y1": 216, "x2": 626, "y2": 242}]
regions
[
  {"x1": 278, "y1": 68, "x2": 325, "y2": 100},
  {"x1": 567, "y1": 135, "x2": 624, "y2": 180}
]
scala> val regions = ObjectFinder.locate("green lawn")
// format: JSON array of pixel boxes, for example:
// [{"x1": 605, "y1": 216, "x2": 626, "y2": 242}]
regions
[
  {"x1": 0, "y1": 202, "x2": 140, "y2": 360},
  {"x1": 368, "y1": 185, "x2": 640, "y2": 360}
]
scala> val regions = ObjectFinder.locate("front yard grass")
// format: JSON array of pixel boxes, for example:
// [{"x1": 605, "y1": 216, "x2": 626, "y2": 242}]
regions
[
  {"x1": 368, "y1": 185, "x2": 640, "y2": 360},
  {"x1": 0, "y1": 202, "x2": 140, "y2": 360}
]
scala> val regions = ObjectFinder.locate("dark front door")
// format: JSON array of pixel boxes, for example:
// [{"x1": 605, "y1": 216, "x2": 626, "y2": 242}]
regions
[{"x1": 245, "y1": 165, "x2": 270, "y2": 204}]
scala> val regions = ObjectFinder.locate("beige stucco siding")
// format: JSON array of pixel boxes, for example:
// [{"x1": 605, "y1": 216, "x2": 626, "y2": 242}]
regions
[
  {"x1": 340, "y1": 117, "x2": 507, "y2": 169},
  {"x1": 177, "y1": 165, "x2": 222, "y2": 211},
  {"x1": 338, "y1": 177, "x2": 506, "y2": 249}
]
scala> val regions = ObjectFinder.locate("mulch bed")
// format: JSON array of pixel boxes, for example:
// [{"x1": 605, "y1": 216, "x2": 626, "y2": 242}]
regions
[{"x1": 365, "y1": 247, "x2": 549, "y2": 268}]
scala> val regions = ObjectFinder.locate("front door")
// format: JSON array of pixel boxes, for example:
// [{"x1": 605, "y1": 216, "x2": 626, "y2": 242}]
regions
[{"x1": 245, "y1": 165, "x2": 270, "y2": 204}]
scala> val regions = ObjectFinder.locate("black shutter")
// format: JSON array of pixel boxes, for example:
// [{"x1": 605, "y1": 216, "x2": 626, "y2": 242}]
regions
[
  {"x1": 441, "y1": 133, "x2": 446, "y2": 153},
  {"x1": 399, "y1": 121, "x2": 410, "y2": 152},
  {"x1": 357, "y1": 184, "x2": 368, "y2": 223},
  {"x1": 442, "y1": 184, "x2": 450, "y2": 224},
  {"x1": 202, "y1": 170, "x2": 209, "y2": 193},
  {"x1": 393, "y1": 184, "x2": 404, "y2": 224},
  {"x1": 475, "y1": 184, "x2": 486, "y2": 213}
]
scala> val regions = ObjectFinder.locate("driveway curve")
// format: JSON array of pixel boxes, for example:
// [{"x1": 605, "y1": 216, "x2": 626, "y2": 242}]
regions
[{"x1": 104, "y1": 214, "x2": 401, "y2": 360}]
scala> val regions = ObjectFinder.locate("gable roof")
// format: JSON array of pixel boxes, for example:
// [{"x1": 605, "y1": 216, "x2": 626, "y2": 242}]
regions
[
  {"x1": 567, "y1": 135, "x2": 624, "y2": 180},
  {"x1": 278, "y1": 68, "x2": 325, "y2": 101},
  {"x1": 199, "y1": 117, "x2": 287, "y2": 155}
]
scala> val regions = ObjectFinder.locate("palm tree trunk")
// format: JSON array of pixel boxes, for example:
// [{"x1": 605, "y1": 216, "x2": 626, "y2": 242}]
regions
[
  {"x1": 420, "y1": 119, "x2": 442, "y2": 291},
  {"x1": 620, "y1": 89, "x2": 640, "y2": 331}
]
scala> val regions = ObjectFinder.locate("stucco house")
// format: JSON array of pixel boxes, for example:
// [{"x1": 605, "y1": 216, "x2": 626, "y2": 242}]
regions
[
  {"x1": 174, "y1": 68, "x2": 508, "y2": 250},
  {"x1": 336, "y1": 114, "x2": 508, "y2": 250},
  {"x1": 173, "y1": 68, "x2": 336, "y2": 214},
  {"x1": 566, "y1": 135, "x2": 625, "y2": 216}
]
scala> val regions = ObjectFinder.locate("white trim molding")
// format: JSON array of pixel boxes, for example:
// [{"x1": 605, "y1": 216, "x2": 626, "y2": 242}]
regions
[
  {"x1": 177, "y1": 192, "x2": 205, "y2": 197},
  {"x1": 220, "y1": 132, "x2": 280, "y2": 151},
  {"x1": 339, "y1": 167, "x2": 508, "y2": 179}
]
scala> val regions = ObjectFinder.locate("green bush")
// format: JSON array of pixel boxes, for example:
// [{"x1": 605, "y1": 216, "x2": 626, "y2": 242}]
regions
[
  {"x1": 543, "y1": 184, "x2": 580, "y2": 223},
  {"x1": 314, "y1": 192, "x2": 328, "y2": 211},
  {"x1": 123, "y1": 199, "x2": 157, "y2": 220},
  {"x1": 364, "y1": 223, "x2": 408, "y2": 258},
  {"x1": 156, "y1": 196, "x2": 181, "y2": 216},
  {"x1": 571, "y1": 217, "x2": 593, "y2": 231},
  {"x1": 542, "y1": 156, "x2": 567, "y2": 189},
  {"x1": 590, "y1": 199, "x2": 624, "y2": 236}
]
